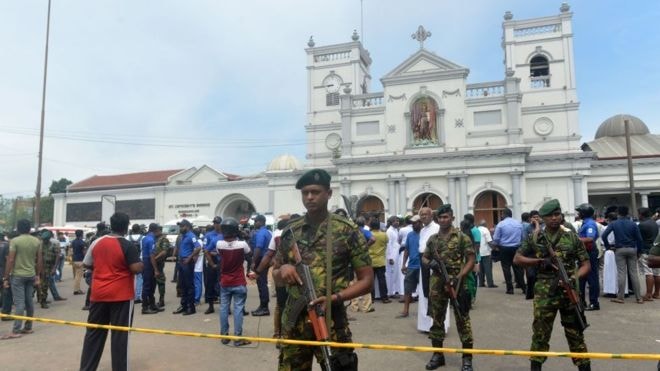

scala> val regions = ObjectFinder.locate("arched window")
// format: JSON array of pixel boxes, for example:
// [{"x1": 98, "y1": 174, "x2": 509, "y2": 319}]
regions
[
  {"x1": 357, "y1": 195, "x2": 385, "y2": 222},
  {"x1": 412, "y1": 193, "x2": 443, "y2": 214},
  {"x1": 473, "y1": 191, "x2": 507, "y2": 229},
  {"x1": 530, "y1": 55, "x2": 550, "y2": 88}
]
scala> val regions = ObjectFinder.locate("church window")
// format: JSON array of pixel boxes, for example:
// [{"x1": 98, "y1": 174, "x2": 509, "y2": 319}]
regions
[
  {"x1": 326, "y1": 92, "x2": 340, "y2": 106},
  {"x1": 530, "y1": 55, "x2": 550, "y2": 88}
]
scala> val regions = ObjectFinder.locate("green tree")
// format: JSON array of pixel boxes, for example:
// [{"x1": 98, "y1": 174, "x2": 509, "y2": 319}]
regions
[{"x1": 49, "y1": 178, "x2": 72, "y2": 195}]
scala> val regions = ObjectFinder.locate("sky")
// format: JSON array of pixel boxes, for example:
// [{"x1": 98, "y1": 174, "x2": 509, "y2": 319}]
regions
[{"x1": 1, "y1": 0, "x2": 659, "y2": 197}]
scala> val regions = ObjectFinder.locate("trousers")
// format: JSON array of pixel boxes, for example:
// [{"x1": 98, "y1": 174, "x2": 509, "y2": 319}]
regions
[
  {"x1": 500, "y1": 247, "x2": 525, "y2": 291},
  {"x1": 80, "y1": 300, "x2": 133, "y2": 371}
]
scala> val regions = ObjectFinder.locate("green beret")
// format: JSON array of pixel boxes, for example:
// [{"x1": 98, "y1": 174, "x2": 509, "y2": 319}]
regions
[
  {"x1": 436, "y1": 204, "x2": 453, "y2": 215},
  {"x1": 295, "y1": 168, "x2": 331, "y2": 189},
  {"x1": 539, "y1": 199, "x2": 561, "y2": 217}
]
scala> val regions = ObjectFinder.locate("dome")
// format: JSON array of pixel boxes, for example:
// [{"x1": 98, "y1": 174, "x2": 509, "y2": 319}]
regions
[
  {"x1": 594, "y1": 114, "x2": 649, "y2": 139},
  {"x1": 267, "y1": 154, "x2": 302, "y2": 172}
]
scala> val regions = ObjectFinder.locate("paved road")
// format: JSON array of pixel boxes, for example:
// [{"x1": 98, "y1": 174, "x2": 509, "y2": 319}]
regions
[{"x1": 1, "y1": 261, "x2": 658, "y2": 370}]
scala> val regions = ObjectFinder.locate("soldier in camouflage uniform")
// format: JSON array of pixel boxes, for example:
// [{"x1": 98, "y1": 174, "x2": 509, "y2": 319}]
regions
[
  {"x1": 421, "y1": 204, "x2": 475, "y2": 371},
  {"x1": 152, "y1": 225, "x2": 170, "y2": 309},
  {"x1": 273, "y1": 169, "x2": 373, "y2": 371},
  {"x1": 37, "y1": 230, "x2": 66, "y2": 308},
  {"x1": 514, "y1": 199, "x2": 591, "y2": 371}
]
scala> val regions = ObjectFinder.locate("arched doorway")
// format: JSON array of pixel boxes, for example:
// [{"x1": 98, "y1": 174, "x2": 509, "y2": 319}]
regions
[
  {"x1": 357, "y1": 195, "x2": 385, "y2": 222},
  {"x1": 216, "y1": 194, "x2": 256, "y2": 221},
  {"x1": 412, "y1": 193, "x2": 443, "y2": 214},
  {"x1": 473, "y1": 191, "x2": 507, "y2": 229}
]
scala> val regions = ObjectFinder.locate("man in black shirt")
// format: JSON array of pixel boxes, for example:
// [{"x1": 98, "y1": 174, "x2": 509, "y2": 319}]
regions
[
  {"x1": 71, "y1": 230, "x2": 87, "y2": 295},
  {"x1": 637, "y1": 208, "x2": 659, "y2": 301}
]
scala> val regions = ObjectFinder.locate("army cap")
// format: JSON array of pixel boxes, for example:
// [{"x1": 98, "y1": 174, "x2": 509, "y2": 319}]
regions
[
  {"x1": 295, "y1": 168, "x2": 331, "y2": 189},
  {"x1": 539, "y1": 199, "x2": 561, "y2": 217},
  {"x1": 436, "y1": 204, "x2": 453, "y2": 215}
]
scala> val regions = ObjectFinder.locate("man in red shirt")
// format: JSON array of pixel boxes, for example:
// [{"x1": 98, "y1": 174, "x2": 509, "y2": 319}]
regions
[
  {"x1": 80, "y1": 212, "x2": 143, "y2": 371},
  {"x1": 217, "y1": 218, "x2": 252, "y2": 346}
]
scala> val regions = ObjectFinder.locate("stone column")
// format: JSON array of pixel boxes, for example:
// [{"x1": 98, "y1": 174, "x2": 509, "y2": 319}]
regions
[
  {"x1": 340, "y1": 86, "x2": 353, "y2": 157},
  {"x1": 640, "y1": 192, "x2": 649, "y2": 208},
  {"x1": 510, "y1": 171, "x2": 522, "y2": 220},
  {"x1": 398, "y1": 177, "x2": 408, "y2": 215},
  {"x1": 447, "y1": 177, "x2": 457, "y2": 209},
  {"x1": 268, "y1": 189, "x2": 275, "y2": 214},
  {"x1": 572, "y1": 175, "x2": 584, "y2": 207},
  {"x1": 387, "y1": 177, "x2": 396, "y2": 216},
  {"x1": 458, "y1": 175, "x2": 468, "y2": 218},
  {"x1": 504, "y1": 72, "x2": 522, "y2": 145}
]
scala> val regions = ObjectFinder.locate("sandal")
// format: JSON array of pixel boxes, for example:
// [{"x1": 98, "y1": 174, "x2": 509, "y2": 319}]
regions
[
  {"x1": 234, "y1": 339, "x2": 252, "y2": 347},
  {"x1": 20, "y1": 329, "x2": 33, "y2": 334},
  {"x1": 1, "y1": 333, "x2": 22, "y2": 340},
  {"x1": 653, "y1": 294, "x2": 660, "y2": 299},
  {"x1": 396, "y1": 313, "x2": 409, "y2": 318},
  {"x1": 642, "y1": 295, "x2": 654, "y2": 302},
  {"x1": 636, "y1": 299, "x2": 644, "y2": 304},
  {"x1": 610, "y1": 299, "x2": 624, "y2": 304}
]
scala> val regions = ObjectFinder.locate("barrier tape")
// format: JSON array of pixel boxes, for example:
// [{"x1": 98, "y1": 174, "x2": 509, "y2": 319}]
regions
[{"x1": 1, "y1": 313, "x2": 658, "y2": 361}]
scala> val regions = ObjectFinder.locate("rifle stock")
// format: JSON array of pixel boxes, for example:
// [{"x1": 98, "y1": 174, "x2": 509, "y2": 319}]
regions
[
  {"x1": 431, "y1": 250, "x2": 464, "y2": 323},
  {"x1": 547, "y1": 245, "x2": 589, "y2": 331}
]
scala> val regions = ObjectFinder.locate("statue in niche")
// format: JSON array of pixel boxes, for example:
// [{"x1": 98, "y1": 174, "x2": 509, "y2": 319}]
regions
[{"x1": 411, "y1": 96, "x2": 438, "y2": 145}]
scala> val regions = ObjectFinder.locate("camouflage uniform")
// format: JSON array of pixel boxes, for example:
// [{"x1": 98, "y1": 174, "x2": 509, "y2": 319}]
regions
[
  {"x1": 154, "y1": 236, "x2": 171, "y2": 300},
  {"x1": 423, "y1": 228, "x2": 475, "y2": 352},
  {"x1": 37, "y1": 239, "x2": 59, "y2": 304},
  {"x1": 275, "y1": 213, "x2": 371, "y2": 371},
  {"x1": 517, "y1": 227, "x2": 590, "y2": 367}
]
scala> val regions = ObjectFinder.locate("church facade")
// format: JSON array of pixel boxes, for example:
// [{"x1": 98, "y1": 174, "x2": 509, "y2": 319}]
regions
[{"x1": 52, "y1": 4, "x2": 660, "y2": 228}]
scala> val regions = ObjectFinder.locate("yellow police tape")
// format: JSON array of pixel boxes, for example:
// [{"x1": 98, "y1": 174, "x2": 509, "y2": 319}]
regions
[{"x1": 1, "y1": 313, "x2": 658, "y2": 361}]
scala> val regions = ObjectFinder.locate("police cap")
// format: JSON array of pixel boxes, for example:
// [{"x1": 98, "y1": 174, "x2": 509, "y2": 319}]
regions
[
  {"x1": 295, "y1": 168, "x2": 331, "y2": 190},
  {"x1": 539, "y1": 199, "x2": 561, "y2": 217}
]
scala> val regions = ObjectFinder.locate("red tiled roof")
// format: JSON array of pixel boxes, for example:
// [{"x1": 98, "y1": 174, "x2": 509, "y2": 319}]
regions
[{"x1": 68, "y1": 169, "x2": 184, "y2": 192}]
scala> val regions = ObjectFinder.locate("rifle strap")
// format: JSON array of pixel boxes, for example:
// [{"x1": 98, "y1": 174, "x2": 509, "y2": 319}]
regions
[{"x1": 325, "y1": 214, "x2": 333, "y2": 332}]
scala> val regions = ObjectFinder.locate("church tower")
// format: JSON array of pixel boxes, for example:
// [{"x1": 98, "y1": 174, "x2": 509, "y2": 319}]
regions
[
  {"x1": 305, "y1": 32, "x2": 372, "y2": 166},
  {"x1": 502, "y1": 3, "x2": 580, "y2": 151}
]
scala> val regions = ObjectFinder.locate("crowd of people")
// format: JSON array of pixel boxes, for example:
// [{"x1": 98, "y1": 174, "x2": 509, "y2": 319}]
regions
[{"x1": 1, "y1": 169, "x2": 659, "y2": 370}]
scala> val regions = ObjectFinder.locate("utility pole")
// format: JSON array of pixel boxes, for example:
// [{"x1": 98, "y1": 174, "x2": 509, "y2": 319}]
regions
[
  {"x1": 35, "y1": 0, "x2": 53, "y2": 227},
  {"x1": 624, "y1": 118, "x2": 637, "y2": 217}
]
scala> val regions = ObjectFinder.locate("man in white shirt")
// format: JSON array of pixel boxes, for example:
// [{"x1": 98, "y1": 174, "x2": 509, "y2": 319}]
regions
[
  {"x1": 477, "y1": 220, "x2": 497, "y2": 288},
  {"x1": 417, "y1": 207, "x2": 439, "y2": 332},
  {"x1": 386, "y1": 216, "x2": 402, "y2": 298}
]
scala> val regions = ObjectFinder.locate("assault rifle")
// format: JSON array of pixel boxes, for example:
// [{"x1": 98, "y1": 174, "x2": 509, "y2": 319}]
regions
[
  {"x1": 430, "y1": 250, "x2": 464, "y2": 323},
  {"x1": 547, "y1": 245, "x2": 589, "y2": 331},
  {"x1": 291, "y1": 241, "x2": 333, "y2": 371}
]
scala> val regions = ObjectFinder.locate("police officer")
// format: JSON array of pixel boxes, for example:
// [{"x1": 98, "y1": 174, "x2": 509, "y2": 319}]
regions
[
  {"x1": 514, "y1": 199, "x2": 591, "y2": 371},
  {"x1": 421, "y1": 204, "x2": 475, "y2": 371},
  {"x1": 273, "y1": 169, "x2": 373, "y2": 370},
  {"x1": 575, "y1": 204, "x2": 600, "y2": 311},
  {"x1": 151, "y1": 225, "x2": 170, "y2": 309},
  {"x1": 203, "y1": 217, "x2": 223, "y2": 314},
  {"x1": 173, "y1": 219, "x2": 202, "y2": 315},
  {"x1": 141, "y1": 223, "x2": 160, "y2": 314}
]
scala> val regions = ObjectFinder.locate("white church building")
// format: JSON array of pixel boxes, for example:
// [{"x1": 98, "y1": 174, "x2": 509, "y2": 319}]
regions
[{"x1": 52, "y1": 4, "x2": 660, "y2": 228}]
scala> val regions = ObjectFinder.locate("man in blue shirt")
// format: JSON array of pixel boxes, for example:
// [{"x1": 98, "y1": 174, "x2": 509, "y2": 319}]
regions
[
  {"x1": 250, "y1": 214, "x2": 272, "y2": 316},
  {"x1": 602, "y1": 205, "x2": 644, "y2": 303},
  {"x1": 140, "y1": 223, "x2": 160, "y2": 315},
  {"x1": 202, "y1": 217, "x2": 223, "y2": 314},
  {"x1": 398, "y1": 215, "x2": 422, "y2": 318},
  {"x1": 491, "y1": 208, "x2": 525, "y2": 294},
  {"x1": 576, "y1": 204, "x2": 600, "y2": 311},
  {"x1": 173, "y1": 219, "x2": 202, "y2": 315}
]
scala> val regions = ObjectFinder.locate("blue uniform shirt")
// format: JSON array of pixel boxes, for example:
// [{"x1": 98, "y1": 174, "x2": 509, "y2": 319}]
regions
[
  {"x1": 204, "y1": 231, "x2": 224, "y2": 252},
  {"x1": 179, "y1": 231, "x2": 201, "y2": 258},
  {"x1": 251, "y1": 226, "x2": 271, "y2": 254},
  {"x1": 578, "y1": 218, "x2": 599, "y2": 240},
  {"x1": 141, "y1": 232, "x2": 155, "y2": 259}
]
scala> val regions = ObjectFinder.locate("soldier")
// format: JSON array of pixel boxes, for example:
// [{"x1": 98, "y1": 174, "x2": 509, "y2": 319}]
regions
[
  {"x1": 421, "y1": 204, "x2": 475, "y2": 371},
  {"x1": 273, "y1": 169, "x2": 373, "y2": 371},
  {"x1": 151, "y1": 225, "x2": 170, "y2": 310},
  {"x1": 513, "y1": 199, "x2": 591, "y2": 371},
  {"x1": 37, "y1": 230, "x2": 67, "y2": 308}
]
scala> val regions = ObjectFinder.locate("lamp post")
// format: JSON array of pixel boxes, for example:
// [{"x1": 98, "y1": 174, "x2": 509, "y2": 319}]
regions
[{"x1": 34, "y1": 0, "x2": 52, "y2": 227}]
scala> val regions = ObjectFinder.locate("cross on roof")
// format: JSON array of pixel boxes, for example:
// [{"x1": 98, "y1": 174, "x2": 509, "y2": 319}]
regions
[{"x1": 411, "y1": 25, "x2": 431, "y2": 49}]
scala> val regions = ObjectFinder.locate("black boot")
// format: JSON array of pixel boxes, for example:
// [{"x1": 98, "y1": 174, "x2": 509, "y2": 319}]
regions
[
  {"x1": 151, "y1": 296, "x2": 164, "y2": 312},
  {"x1": 531, "y1": 360, "x2": 542, "y2": 371},
  {"x1": 461, "y1": 357, "x2": 473, "y2": 371},
  {"x1": 425, "y1": 340, "x2": 445, "y2": 370},
  {"x1": 204, "y1": 302, "x2": 215, "y2": 314},
  {"x1": 158, "y1": 296, "x2": 165, "y2": 309},
  {"x1": 142, "y1": 298, "x2": 158, "y2": 314},
  {"x1": 577, "y1": 364, "x2": 591, "y2": 371}
]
